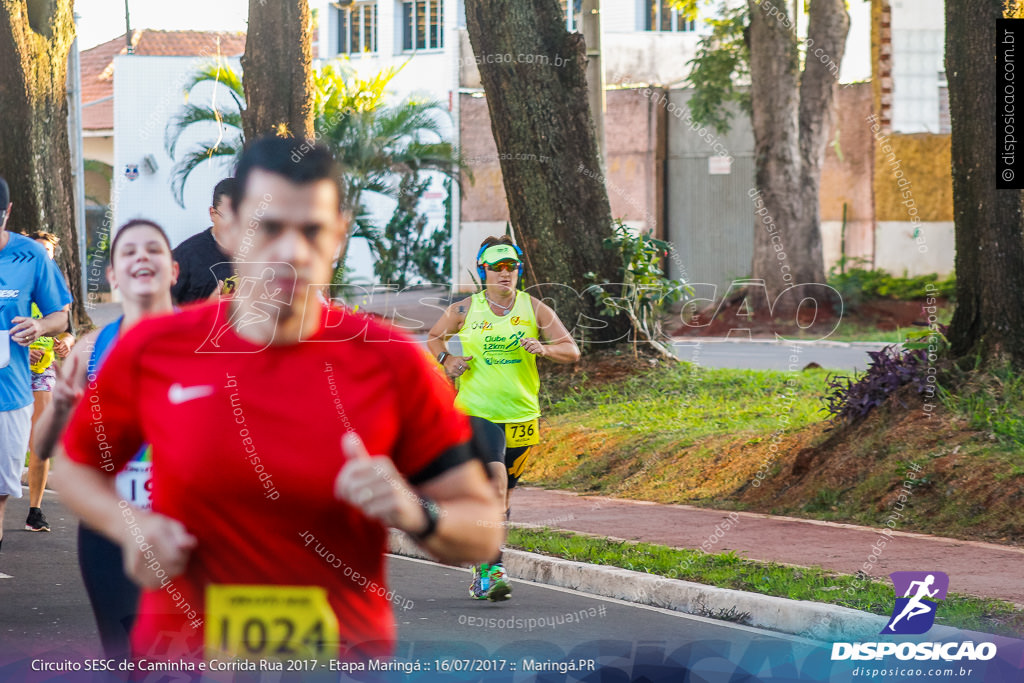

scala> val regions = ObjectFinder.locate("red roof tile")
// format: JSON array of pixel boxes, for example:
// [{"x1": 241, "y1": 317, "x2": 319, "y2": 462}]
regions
[{"x1": 80, "y1": 29, "x2": 246, "y2": 130}]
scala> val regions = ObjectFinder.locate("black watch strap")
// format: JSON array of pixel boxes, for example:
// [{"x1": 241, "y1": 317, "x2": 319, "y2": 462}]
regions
[
  {"x1": 412, "y1": 495, "x2": 441, "y2": 541},
  {"x1": 436, "y1": 351, "x2": 449, "y2": 365}
]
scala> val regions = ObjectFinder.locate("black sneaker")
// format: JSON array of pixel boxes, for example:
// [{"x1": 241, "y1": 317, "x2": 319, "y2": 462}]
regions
[{"x1": 25, "y1": 507, "x2": 50, "y2": 532}]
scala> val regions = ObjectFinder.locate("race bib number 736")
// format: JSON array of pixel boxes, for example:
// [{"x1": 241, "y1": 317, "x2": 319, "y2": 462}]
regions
[{"x1": 505, "y1": 419, "x2": 540, "y2": 448}]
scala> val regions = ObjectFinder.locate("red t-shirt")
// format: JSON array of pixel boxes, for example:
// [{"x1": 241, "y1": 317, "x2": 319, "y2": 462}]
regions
[{"x1": 63, "y1": 300, "x2": 471, "y2": 661}]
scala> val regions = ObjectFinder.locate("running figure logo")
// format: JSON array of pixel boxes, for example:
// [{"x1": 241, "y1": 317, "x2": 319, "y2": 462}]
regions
[
  {"x1": 882, "y1": 571, "x2": 949, "y2": 634},
  {"x1": 197, "y1": 264, "x2": 292, "y2": 353}
]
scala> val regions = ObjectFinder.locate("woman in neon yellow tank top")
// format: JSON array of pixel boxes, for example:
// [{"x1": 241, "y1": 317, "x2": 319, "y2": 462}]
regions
[{"x1": 428, "y1": 235, "x2": 579, "y2": 601}]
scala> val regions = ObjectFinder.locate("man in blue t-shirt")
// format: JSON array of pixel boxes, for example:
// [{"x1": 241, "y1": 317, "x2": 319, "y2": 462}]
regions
[{"x1": 0, "y1": 177, "x2": 73, "y2": 554}]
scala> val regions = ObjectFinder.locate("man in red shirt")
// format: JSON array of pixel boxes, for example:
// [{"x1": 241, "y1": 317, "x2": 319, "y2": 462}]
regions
[{"x1": 56, "y1": 137, "x2": 503, "y2": 663}]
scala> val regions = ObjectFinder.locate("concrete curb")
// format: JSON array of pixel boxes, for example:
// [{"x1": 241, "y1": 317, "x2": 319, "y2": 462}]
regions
[{"x1": 388, "y1": 530, "x2": 889, "y2": 642}]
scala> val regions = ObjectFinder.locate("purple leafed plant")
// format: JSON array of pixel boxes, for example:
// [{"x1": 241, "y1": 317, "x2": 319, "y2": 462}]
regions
[{"x1": 822, "y1": 327, "x2": 947, "y2": 426}]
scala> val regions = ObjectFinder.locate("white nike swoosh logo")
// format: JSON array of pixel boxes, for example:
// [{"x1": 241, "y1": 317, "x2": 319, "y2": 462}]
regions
[{"x1": 168, "y1": 383, "x2": 215, "y2": 405}]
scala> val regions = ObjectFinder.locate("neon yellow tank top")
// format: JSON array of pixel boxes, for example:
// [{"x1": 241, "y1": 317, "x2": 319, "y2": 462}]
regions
[{"x1": 453, "y1": 290, "x2": 540, "y2": 423}]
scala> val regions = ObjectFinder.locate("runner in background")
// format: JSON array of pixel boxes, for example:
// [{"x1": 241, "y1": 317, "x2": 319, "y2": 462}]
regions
[
  {"x1": 427, "y1": 235, "x2": 580, "y2": 601},
  {"x1": 25, "y1": 231, "x2": 75, "y2": 532},
  {"x1": 54, "y1": 137, "x2": 502, "y2": 663},
  {"x1": 0, "y1": 177, "x2": 72, "y2": 558},
  {"x1": 34, "y1": 219, "x2": 178, "y2": 658}
]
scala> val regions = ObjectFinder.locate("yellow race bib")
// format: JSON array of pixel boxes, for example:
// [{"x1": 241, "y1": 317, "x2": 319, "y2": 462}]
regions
[
  {"x1": 204, "y1": 584, "x2": 340, "y2": 662},
  {"x1": 505, "y1": 419, "x2": 540, "y2": 448}
]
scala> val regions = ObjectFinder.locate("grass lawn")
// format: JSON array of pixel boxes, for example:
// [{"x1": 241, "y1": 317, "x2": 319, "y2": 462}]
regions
[{"x1": 544, "y1": 364, "x2": 830, "y2": 432}]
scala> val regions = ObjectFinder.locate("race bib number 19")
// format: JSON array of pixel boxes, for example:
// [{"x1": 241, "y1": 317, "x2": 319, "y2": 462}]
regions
[
  {"x1": 115, "y1": 461, "x2": 153, "y2": 510},
  {"x1": 505, "y1": 419, "x2": 540, "y2": 448},
  {"x1": 205, "y1": 585, "x2": 340, "y2": 662}
]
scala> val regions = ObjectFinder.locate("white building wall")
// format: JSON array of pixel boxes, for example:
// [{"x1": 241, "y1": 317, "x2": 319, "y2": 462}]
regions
[
  {"x1": 113, "y1": 56, "x2": 239, "y2": 250},
  {"x1": 890, "y1": 0, "x2": 945, "y2": 133},
  {"x1": 874, "y1": 221, "x2": 955, "y2": 277},
  {"x1": 603, "y1": 32, "x2": 701, "y2": 84}
]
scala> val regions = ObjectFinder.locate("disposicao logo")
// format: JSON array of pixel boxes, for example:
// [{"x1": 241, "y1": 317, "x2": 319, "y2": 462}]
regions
[
  {"x1": 883, "y1": 570, "x2": 948, "y2": 635},
  {"x1": 831, "y1": 571, "x2": 997, "y2": 663}
]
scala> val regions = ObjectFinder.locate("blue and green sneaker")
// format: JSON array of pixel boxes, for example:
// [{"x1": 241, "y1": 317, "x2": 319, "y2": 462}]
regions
[
  {"x1": 470, "y1": 564, "x2": 491, "y2": 600},
  {"x1": 485, "y1": 563, "x2": 511, "y2": 602}
]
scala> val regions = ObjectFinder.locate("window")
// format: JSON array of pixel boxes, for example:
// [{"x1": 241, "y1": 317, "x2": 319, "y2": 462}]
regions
[
  {"x1": 402, "y1": 0, "x2": 443, "y2": 51},
  {"x1": 559, "y1": 0, "x2": 582, "y2": 32},
  {"x1": 646, "y1": 1, "x2": 697, "y2": 32},
  {"x1": 938, "y1": 71, "x2": 950, "y2": 134},
  {"x1": 338, "y1": 2, "x2": 378, "y2": 54}
]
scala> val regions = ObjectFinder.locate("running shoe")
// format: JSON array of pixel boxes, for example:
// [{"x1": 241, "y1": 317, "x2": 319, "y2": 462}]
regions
[
  {"x1": 469, "y1": 564, "x2": 491, "y2": 600},
  {"x1": 25, "y1": 507, "x2": 50, "y2": 532},
  {"x1": 485, "y1": 563, "x2": 511, "y2": 602}
]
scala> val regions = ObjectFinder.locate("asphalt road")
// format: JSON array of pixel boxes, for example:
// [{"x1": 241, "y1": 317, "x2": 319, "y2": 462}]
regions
[
  {"x1": 0, "y1": 492, "x2": 828, "y2": 682},
  {"x1": 388, "y1": 554, "x2": 825, "y2": 680},
  {"x1": 672, "y1": 339, "x2": 888, "y2": 373}
]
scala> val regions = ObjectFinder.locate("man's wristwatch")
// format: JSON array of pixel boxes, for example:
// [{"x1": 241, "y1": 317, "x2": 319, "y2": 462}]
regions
[
  {"x1": 436, "y1": 351, "x2": 449, "y2": 366},
  {"x1": 412, "y1": 496, "x2": 441, "y2": 541}
]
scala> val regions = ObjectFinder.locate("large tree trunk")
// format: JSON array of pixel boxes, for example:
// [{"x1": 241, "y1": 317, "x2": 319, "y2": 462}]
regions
[
  {"x1": 241, "y1": 0, "x2": 313, "y2": 141},
  {"x1": 464, "y1": 0, "x2": 630, "y2": 345},
  {"x1": 0, "y1": 0, "x2": 88, "y2": 329},
  {"x1": 746, "y1": 0, "x2": 848, "y2": 310},
  {"x1": 944, "y1": 0, "x2": 1024, "y2": 365}
]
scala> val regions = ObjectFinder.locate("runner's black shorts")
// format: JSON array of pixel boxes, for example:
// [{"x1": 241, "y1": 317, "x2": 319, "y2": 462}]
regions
[{"x1": 469, "y1": 416, "x2": 534, "y2": 489}]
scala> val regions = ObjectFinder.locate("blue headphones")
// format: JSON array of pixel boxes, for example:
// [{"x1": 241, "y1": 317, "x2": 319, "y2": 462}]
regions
[{"x1": 476, "y1": 242, "x2": 525, "y2": 283}]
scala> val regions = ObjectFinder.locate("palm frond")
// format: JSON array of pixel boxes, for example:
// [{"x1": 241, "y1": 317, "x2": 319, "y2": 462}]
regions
[
  {"x1": 184, "y1": 60, "x2": 245, "y2": 106},
  {"x1": 169, "y1": 138, "x2": 242, "y2": 207},
  {"x1": 165, "y1": 103, "x2": 243, "y2": 158}
]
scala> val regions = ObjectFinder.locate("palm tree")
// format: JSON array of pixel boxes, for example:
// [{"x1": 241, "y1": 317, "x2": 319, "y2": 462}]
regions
[
  {"x1": 164, "y1": 58, "x2": 245, "y2": 206},
  {"x1": 166, "y1": 60, "x2": 469, "y2": 283},
  {"x1": 313, "y1": 63, "x2": 469, "y2": 278}
]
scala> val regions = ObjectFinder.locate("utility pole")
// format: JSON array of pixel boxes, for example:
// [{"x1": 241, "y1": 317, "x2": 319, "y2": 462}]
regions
[
  {"x1": 125, "y1": 0, "x2": 133, "y2": 53},
  {"x1": 580, "y1": 0, "x2": 605, "y2": 167}
]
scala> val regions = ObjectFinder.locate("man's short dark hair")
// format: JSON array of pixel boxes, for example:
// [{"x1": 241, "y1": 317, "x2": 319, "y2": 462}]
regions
[
  {"x1": 212, "y1": 177, "x2": 237, "y2": 209},
  {"x1": 231, "y1": 137, "x2": 345, "y2": 212}
]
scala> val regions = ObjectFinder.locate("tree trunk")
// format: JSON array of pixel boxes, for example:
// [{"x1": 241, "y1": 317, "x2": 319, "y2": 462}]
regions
[
  {"x1": 746, "y1": 0, "x2": 848, "y2": 311},
  {"x1": 0, "y1": 0, "x2": 89, "y2": 329},
  {"x1": 241, "y1": 0, "x2": 313, "y2": 141},
  {"x1": 464, "y1": 0, "x2": 630, "y2": 345},
  {"x1": 945, "y1": 0, "x2": 1024, "y2": 365}
]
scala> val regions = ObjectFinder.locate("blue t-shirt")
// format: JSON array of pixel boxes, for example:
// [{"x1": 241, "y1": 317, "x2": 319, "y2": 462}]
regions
[{"x1": 0, "y1": 232, "x2": 74, "y2": 410}]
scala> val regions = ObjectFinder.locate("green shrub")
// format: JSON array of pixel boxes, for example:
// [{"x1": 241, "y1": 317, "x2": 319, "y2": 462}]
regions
[{"x1": 828, "y1": 261, "x2": 955, "y2": 309}]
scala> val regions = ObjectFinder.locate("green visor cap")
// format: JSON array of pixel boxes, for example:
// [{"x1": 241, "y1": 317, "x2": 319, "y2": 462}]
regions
[{"x1": 480, "y1": 244, "x2": 521, "y2": 264}]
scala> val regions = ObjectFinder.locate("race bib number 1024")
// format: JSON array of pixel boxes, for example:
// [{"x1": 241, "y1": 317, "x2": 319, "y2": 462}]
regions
[{"x1": 204, "y1": 584, "x2": 340, "y2": 662}]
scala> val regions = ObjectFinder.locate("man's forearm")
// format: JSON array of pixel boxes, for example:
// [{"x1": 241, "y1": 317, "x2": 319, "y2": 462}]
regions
[
  {"x1": 417, "y1": 496, "x2": 503, "y2": 565},
  {"x1": 40, "y1": 309, "x2": 70, "y2": 337}
]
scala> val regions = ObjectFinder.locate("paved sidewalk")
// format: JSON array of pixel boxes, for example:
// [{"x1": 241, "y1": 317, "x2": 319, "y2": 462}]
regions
[{"x1": 511, "y1": 487, "x2": 1024, "y2": 606}]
